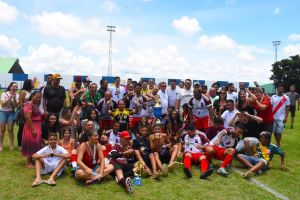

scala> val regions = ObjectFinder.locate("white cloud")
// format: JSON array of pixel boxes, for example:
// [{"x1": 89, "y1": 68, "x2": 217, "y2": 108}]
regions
[
  {"x1": 172, "y1": 16, "x2": 201, "y2": 36},
  {"x1": 79, "y1": 39, "x2": 119, "y2": 56},
  {"x1": 101, "y1": 0, "x2": 120, "y2": 12},
  {"x1": 274, "y1": 7, "x2": 280, "y2": 15},
  {"x1": 288, "y1": 34, "x2": 300, "y2": 41},
  {"x1": 0, "y1": 0, "x2": 18, "y2": 24},
  {"x1": 20, "y1": 44, "x2": 106, "y2": 75},
  {"x1": 30, "y1": 12, "x2": 106, "y2": 39},
  {"x1": 0, "y1": 34, "x2": 21, "y2": 56},
  {"x1": 283, "y1": 44, "x2": 300, "y2": 57},
  {"x1": 30, "y1": 11, "x2": 130, "y2": 40}
]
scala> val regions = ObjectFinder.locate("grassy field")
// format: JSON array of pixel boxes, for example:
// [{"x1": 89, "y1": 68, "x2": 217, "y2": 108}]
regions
[{"x1": 0, "y1": 111, "x2": 299, "y2": 200}]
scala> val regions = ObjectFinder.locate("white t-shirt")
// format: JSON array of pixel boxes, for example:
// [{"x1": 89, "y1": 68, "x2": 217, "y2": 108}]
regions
[
  {"x1": 108, "y1": 130, "x2": 120, "y2": 145},
  {"x1": 227, "y1": 91, "x2": 237, "y2": 103},
  {"x1": 188, "y1": 96, "x2": 211, "y2": 118},
  {"x1": 0, "y1": 91, "x2": 19, "y2": 112},
  {"x1": 158, "y1": 90, "x2": 168, "y2": 114},
  {"x1": 209, "y1": 129, "x2": 239, "y2": 148},
  {"x1": 177, "y1": 88, "x2": 193, "y2": 107},
  {"x1": 36, "y1": 145, "x2": 68, "y2": 164},
  {"x1": 167, "y1": 87, "x2": 179, "y2": 107},
  {"x1": 221, "y1": 109, "x2": 238, "y2": 128},
  {"x1": 271, "y1": 95, "x2": 290, "y2": 120},
  {"x1": 110, "y1": 86, "x2": 126, "y2": 102},
  {"x1": 183, "y1": 133, "x2": 208, "y2": 154}
]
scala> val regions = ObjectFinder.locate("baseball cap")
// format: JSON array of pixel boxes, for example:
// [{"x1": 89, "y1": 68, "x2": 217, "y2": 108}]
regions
[
  {"x1": 83, "y1": 77, "x2": 92, "y2": 82},
  {"x1": 194, "y1": 82, "x2": 200, "y2": 86},
  {"x1": 52, "y1": 73, "x2": 63, "y2": 79},
  {"x1": 120, "y1": 131, "x2": 131, "y2": 139}
]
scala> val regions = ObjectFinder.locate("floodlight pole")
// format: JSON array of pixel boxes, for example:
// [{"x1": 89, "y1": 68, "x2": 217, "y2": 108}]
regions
[
  {"x1": 107, "y1": 25, "x2": 116, "y2": 76},
  {"x1": 272, "y1": 40, "x2": 281, "y2": 62}
]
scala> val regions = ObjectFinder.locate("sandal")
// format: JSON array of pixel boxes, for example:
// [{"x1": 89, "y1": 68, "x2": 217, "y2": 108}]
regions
[
  {"x1": 31, "y1": 179, "x2": 43, "y2": 187},
  {"x1": 45, "y1": 179, "x2": 56, "y2": 186}
]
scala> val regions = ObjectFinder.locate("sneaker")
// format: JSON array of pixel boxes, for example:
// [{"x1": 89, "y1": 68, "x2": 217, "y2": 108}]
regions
[
  {"x1": 162, "y1": 164, "x2": 168, "y2": 177},
  {"x1": 183, "y1": 167, "x2": 192, "y2": 178},
  {"x1": 125, "y1": 177, "x2": 134, "y2": 194},
  {"x1": 217, "y1": 167, "x2": 229, "y2": 177},
  {"x1": 200, "y1": 168, "x2": 214, "y2": 179}
]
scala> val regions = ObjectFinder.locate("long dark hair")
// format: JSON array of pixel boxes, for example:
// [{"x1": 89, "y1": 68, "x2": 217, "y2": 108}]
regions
[
  {"x1": 87, "y1": 108, "x2": 99, "y2": 122},
  {"x1": 237, "y1": 90, "x2": 246, "y2": 111},
  {"x1": 22, "y1": 79, "x2": 33, "y2": 92},
  {"x1": 6, "y1": 82, "x2": 17, "y2": 92},
  {"x1": 29, "y1": 91, "x2": 41, "y2": 101},
  {"x1": 43, "y1": 113, "x2": 59, "y2": 132}
]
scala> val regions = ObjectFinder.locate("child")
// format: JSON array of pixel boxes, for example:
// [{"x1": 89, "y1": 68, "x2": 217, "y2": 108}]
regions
[
  {"x1": 58, "y1": 128, "x2": 75, "y2": 157},
  {"x1": 149, "y1": 124, "x2": 179, "y2": 176},
  {"x1": 132, "y1": 126, "x2": 157, "y2": 177},
  {"x1": 182, "y1": 125, "x2": 213, "y2": 179},
  {"x1": 237, "y1": 131, "x2": 288, "y2": 179}
]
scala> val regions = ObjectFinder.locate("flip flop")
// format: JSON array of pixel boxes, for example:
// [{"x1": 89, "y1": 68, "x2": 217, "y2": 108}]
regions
[
  {"x1": 31, "y1": 179, "x2": 43, "y2": 187},
  {"x1": 45, "y1": 179, "x2": 56, "y2": 186}
]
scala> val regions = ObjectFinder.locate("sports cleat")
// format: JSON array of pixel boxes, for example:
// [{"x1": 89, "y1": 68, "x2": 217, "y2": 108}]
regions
[
  {"x1": 200, "y1": 168, "x2": 214, "y2": 179},
  {"x1": 217, "y1": 167, "x2": 229, "y2": 177},
  {"x1": 125, "y1": 177, "x2": 134, "y2": 194},
  {"x1": 183, "y1": 167, "x2": 192, "y2": 178}
]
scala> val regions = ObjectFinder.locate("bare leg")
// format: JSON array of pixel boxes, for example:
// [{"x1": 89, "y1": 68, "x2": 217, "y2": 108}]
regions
[
  {"x1": 274, "y1": 133, "x2": 281, "y2": 147},
  {"x1": 154, "y1": 152, "x2": 163, "y2": 171},
  {"x1": 26, "y1": 157, "x2": 35, "y2": 168},
  {"x1": 0, "y1": 123, "x2": 6, "y2": 150},
  {"x1": 48, "y1": 159, "x2": 67, "y2": 181},
  {"x1": 7, "y1": 122, "x2": 14, "y2": 149},
  {"x1": 149, "y1": 153, "x2": 158, "y2": 176},
  {"x1": 116, "y1": 169, "x2": 124, "y2": 181},
  {"x1": 75, "y1": 169, "x2": 93, "y2": 181},
  {"x1": 169, "y1": 144, "x2": 179, "y2": 165},
  {"x1": 244, "y1": 160, "x2": 265, "y2": 177},
  {"x1": 34, "y1": 158, "x2": 43, "y2": 181},
  {"x1": 96, "y1": 164, "x2": 114, "y2": 177}
]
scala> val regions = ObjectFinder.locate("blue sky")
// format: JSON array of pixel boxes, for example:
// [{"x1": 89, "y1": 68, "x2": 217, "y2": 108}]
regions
[{"x1": 1, "y1": 0, "x2": 300, "y2": 82}]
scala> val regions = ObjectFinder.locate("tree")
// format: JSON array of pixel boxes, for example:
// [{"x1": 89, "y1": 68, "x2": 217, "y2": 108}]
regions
[{"x1": 270, "y1": 55, "x2": 300, "y2": 93}]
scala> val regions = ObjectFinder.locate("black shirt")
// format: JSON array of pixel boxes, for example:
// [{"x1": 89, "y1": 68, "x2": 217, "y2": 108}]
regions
[
  {"x1": 235, "y1": 119, "x2": 263, "y2": 139},
  {"x1": 133, "y1": 137, "x2": 151, "y2": 155},
  {"x1": 44, "y1": 85, "x2": 66, "y2": 113}
]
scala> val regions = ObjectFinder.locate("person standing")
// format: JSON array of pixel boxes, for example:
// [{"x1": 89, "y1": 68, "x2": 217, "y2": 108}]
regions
[
  {"x1": 110, "y1": 76, "x2": 126, "y2": 102},
  {"x1": 0, "y1": 82, "x2": 19, "y2": 151},
  {"x1": 271, "y1": 85, "x2": 290, "y2": 147},
  {"x1": 43, "y1": 74, "x2": 66, "y2": 117},
  {"x1": 98, "y1": 79, "x2": 109, "y2": 98},
  {"x1": 286, "y1": 85, "x2": 299, "y2": 129},
  {"x1": 176, "y1": 79, "x2": 193, "y2": 116},
  {"x1": 22, "y1": 91, "x2": 42, "y2": 168},
  {"x1": 226, "y1": 83, "x2": 237, "y2": 103},
  {"x1": 167, "y1": 80, "x2": 179, "y2": 108},
  {"x1": 158, "y1": 82, "x2": 169, "y2": 115}
]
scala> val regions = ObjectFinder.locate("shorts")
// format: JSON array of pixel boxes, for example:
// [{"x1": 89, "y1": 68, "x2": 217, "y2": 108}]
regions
[
  {"x1": 113, "y1": 162, "x2": 134, "y2": 178},
  {"x1": 212, "y1": 146, "x2": 226, "y2": 160},
  {"x1": 159, "y1": 148, "x2": 171, "y2": 164},
  {"x1": 290, "y1": 105, "x2": 296, "y2": 117},
  {"x1": 0, "y1": 110, "x2": 15, "y2": 124},
  {"x1": 239, "y1": 154, "x2": 268, "y2": 169},
  {"x1": 41, "y1": 158, "x2": 65, "y2": 176},
  {"x1": 273, "y1": 119, "x2": 284, "y2": 134},
  {"x1": 236, "y1": 137, "x2": 259, "y2": 153},
  {"x1": 184, "y1": 152, "x2": 205, "y2": 165},
  {"x1": 75, "y1": 164, "x2": 99, "y2": 178},
  {"x1": 193, "y1": 115, "x2": 209, "y2": 131},
  {"x1": 100, "y1": 119, "x2": 113, "y2": 131}
]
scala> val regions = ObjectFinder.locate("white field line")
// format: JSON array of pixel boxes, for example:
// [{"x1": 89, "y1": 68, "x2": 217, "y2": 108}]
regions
[{"x1": 233, "y1": 168, "x2": 290, "y2": 200}]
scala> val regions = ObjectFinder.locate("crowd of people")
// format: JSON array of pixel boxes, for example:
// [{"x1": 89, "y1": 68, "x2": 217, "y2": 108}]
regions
[{"x1": 0, "y1": 73, "x2": 298, "y2": 193}]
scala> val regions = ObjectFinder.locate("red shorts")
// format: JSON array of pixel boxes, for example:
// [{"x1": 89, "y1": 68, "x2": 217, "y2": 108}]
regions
[
  {"x1": 193, "y1": 115, "x2": 209, "y2": 130},
  {"x1": 212, "y1": 146, "x2": 225, "y2": 161},
  {"x1": 100, "y1": 119, "x2": 113, "y2": 131},
  {"x1": 185, "y1": 152, "x2": 205, "y2": 164}
]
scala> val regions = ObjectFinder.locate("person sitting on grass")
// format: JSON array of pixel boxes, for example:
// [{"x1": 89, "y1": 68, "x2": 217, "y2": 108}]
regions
[
  {"x1": 182, "y1": 124, "x2": 213, "y2": 179},
  {"x1": 108, "y1": 131, "x2": 136, "y2": 194},
  {"x1": 205, "y1": 124, "x2": 245, "y2": 177},
  {"x1": 133, "y1": 126, "x2": 156, "y2": 178},
  {"x1": 149, "y1": 123, "x2": 179, "y2": 177},
  {"x1": 75, "y1": 130, "x2": 114, "y2": 185},
  {"x1": 31, "y1": 133, "x2": 70, "y2": 187},
  {"x1": 237, "y1": 131, "x2": 288, "y2": 179}
]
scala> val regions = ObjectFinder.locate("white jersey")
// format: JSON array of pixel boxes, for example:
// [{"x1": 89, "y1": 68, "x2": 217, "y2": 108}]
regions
[
  {"x1": 177, "y1": 88, "x2": 193, "y2": 107},
  {"x1": 110, "y1": 86, "x2": 126, "y2": 102},
  {"x1": 183, "y1": 132, "x2": 208, "y2": 154},
  {"x1": 209, "y1": 129, "x2": 239, "y2": 148},
  {"x1": 188, "y1": 96, "x2": 211, "y2": 118},
  {"x1": 271, "y1": 94, "x2": 290, "y2": 121},
  {"x1": 108, "y1": 130, "x2": 120, "y2": 145}
]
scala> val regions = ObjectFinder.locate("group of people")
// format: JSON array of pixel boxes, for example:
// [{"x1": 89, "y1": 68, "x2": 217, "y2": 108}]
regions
[{"x1": 0, "y1": 74, "x2": 298, "y2": 194}]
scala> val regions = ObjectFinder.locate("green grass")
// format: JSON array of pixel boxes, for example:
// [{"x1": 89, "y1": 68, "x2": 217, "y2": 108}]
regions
[{"x1": 0, "y1": 111, "x2": 299, "y2": 200}]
